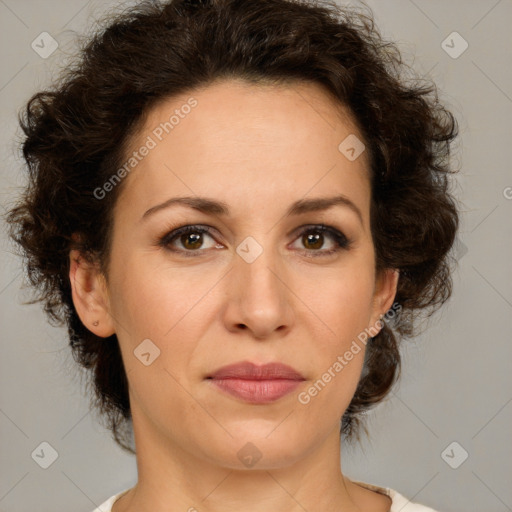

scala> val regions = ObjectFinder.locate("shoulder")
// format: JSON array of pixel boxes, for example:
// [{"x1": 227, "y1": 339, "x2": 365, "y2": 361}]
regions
[
  {"x1": 90, "y1": 488, "x2": 131, "y2": 512},
  {"x1": 351, "y1": 479, "x2": 441, "y2": 512}
]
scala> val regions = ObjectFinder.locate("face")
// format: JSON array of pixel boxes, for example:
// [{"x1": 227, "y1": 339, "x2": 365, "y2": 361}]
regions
[{"x1": 70, "y1": 79, "x2": 398, "y2": 470}]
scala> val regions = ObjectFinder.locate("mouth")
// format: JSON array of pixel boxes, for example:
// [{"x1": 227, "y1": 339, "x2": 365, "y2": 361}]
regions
[{"x1": 206, "y1": 361, "x2": 305, "y2": 404}]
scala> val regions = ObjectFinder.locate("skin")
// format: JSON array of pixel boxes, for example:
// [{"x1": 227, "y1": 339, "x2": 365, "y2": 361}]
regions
[{"x1": 69, "y1": 79, "x2": 399, "y2": 512}]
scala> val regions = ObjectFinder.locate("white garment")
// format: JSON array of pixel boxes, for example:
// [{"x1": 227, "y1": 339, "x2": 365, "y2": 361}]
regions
[{"x1": 91, "y1": 480, "x2": 439, "y2": 511}]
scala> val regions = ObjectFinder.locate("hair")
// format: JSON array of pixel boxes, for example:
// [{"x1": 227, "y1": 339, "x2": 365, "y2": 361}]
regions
[{"x1": 4, "y1": 0, "x2": 460, "y2": 454}]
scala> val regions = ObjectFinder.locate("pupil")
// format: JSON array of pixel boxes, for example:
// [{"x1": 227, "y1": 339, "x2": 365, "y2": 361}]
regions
[
  {"x1": 305, "y1": 232, "x2": 322, "y2": 250},
  {"x1": 183, "y1": 233, "x2": 202, "y2": 249}
]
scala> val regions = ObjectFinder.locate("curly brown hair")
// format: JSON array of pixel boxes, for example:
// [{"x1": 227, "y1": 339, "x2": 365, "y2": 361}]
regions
[{"x1": 4, "y1": 0, "x2": 460, "y2": 454}]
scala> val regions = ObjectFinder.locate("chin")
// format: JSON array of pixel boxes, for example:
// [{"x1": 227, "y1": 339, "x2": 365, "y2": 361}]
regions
[{"x1": 200, "y1": 426, "x2": 310, "y2": 471}]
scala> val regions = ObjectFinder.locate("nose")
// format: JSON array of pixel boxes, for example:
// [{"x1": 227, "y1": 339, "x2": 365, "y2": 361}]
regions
[{"x1": 221, "y1": 243, "x2": 295, "y2": 339}]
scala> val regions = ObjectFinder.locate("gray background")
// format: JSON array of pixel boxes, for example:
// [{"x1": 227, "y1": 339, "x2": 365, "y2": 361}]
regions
[{"x1": 1, "y1": 1, "x2": 511, "y2": 511}]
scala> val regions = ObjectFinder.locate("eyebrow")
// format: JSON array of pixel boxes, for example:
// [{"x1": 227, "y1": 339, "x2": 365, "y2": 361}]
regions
[{"x1": 141, "y1": 194, "x2": 363, "y2": 225}]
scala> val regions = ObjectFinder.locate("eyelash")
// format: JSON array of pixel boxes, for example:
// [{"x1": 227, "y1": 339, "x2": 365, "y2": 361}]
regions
[{"x1": 158, "y1": 224, "x2": 352, "y2": 258}]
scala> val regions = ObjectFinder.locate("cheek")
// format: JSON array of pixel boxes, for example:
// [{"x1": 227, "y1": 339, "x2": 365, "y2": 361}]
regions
[
  {"x1": 109, "y1": 254, "x2": 210, "y2": 341},
  {"x1": 108, "y1": 257, "x2": 221, "y2": 406},
  {"x1": 298, "y1": 350, "x2": 365, "y2": 417},
  {"x1": 298, "y1": 263, "x2": 375, "y2": 340},
  {"x1": 287, "y1": 265, "x2": 374, "y2": 415},
  {"x1": 110, "y1": 262, "x2": 206, "y2": 427},
  {"x1": 297, "y1": 316, "x2": 368, "y2": 421}
]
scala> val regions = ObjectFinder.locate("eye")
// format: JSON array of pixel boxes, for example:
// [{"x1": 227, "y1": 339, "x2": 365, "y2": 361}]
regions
[
  {"x1": 159, "y1": 223, "x2": 352, "y2": 257},
  {"x1": 159, "y1": 225, "x2": 221, "y2": 256},
  {"x1": 290, "y1": 224, "x2": 352, "y2": 257}
]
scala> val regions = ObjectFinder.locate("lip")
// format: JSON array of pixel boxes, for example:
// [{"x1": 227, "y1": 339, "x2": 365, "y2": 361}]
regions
[{"x1": 207, "y1": 361, "x2": 305, "y2": 404}]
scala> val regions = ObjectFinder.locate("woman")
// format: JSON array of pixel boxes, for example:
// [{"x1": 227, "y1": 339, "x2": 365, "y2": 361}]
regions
[{"x1": 5, "y1": 0, "x2": 460, "y2": 510}]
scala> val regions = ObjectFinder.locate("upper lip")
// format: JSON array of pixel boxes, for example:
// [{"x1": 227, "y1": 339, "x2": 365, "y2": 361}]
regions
[{"x1": 207, "y1": 361, "x2": 305, "y2": 380}]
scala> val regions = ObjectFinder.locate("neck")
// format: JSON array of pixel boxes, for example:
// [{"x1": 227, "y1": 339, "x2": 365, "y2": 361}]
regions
[{"x1": 113, "y1": 409, "x2": 364, "y2": 512}]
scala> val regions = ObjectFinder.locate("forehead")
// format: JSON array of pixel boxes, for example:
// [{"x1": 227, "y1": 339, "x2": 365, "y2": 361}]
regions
[
  {"x1": 115, "y1": 79, "x2": 372, "y2": 226},
  {"x1": 139, "y1": 78, "x2": 367, "y2": 155}
]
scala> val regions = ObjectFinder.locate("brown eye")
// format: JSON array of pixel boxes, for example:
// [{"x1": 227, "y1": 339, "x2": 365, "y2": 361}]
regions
[
  {"x1": 302, "y1": 232, "x2": 324, "y2": 250},
  {"x1": 180, "y1": 232, "x2": 204, "y2": 250},
  {"x1": 160, "y1": 225, "x2": 220, "y2": 256},
  {"x1": 159, "y1": 223, "x2": 351, "y2": 258},
  {"x1": 291, "y1": 225, "x2": 351, "y2": 257}
]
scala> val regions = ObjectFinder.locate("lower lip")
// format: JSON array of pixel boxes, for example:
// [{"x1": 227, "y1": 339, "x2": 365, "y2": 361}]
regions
[{"x1": 209, "y1": 378, "x2": 303, "y2": 404}]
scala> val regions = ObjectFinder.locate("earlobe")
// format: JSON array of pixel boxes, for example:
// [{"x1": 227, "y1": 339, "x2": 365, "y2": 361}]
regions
[{"x1": 69, "y1": 248, "x2": 115, "y2": 337}]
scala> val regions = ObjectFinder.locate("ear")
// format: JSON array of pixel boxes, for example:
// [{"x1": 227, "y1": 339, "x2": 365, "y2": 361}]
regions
[
  {"x1": 369, "y1": 268, "x2": 400, "y2": 335},
  {"x1": 69, "y1": 248, "x2": 116, "y2": 338}
]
